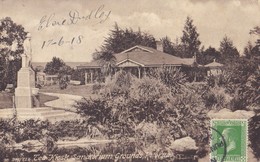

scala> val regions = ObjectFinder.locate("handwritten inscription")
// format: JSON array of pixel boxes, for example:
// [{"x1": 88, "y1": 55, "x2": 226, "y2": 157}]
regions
[
  {"x1": 38, "y1": 5, "x2": 111, "y2": 31},
  {"x1": 41, "y1": 35, "x2": 83, "y2": 49}
]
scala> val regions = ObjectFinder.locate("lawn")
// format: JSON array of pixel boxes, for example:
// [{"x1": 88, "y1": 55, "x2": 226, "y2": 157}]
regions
[
  {"x1": 0, "y1": 84, "x2": 95, "y2": 109},
  {"x1": 39, "y1": 93, "x2": 59, "y2": 107},
  {"x1": 40, "y1": 84, "x2": 98, "y2": 98},
  {"x1": 0, "y1": 92, "x2": 58, "y2": 109}
]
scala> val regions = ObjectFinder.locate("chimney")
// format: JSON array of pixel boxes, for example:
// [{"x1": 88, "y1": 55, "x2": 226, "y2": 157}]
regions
[{"x1": 156, "y1": 41, "x2": 163, "y2": 52}]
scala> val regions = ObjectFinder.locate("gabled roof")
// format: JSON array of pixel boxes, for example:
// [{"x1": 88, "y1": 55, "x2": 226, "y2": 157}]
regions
[
  {"x1": 117, "y1": 59, "x2": 145, "y2": 67},
  {"x1": 114, "y1": 45, "x2": 195, "y2": 67},
  {"x1": 205, "y1": 60, "x2": 223, "y2": 67},
  {"x1": 120, "y1": 45, "x2": 154, "y2": 54},
  {"x1": 78, "y1": 45, "x2": 195, "y2": 68}
]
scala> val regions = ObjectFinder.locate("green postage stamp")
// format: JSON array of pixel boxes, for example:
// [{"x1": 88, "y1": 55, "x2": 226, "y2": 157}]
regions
[{"x1": 211, "y1": 119, "x2": 248, "y2": 162}]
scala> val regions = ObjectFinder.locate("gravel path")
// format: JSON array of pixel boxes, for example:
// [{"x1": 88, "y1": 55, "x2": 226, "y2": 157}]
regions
[{"x1": 41, "y1": 92, "x2": 83, "y2": 112}]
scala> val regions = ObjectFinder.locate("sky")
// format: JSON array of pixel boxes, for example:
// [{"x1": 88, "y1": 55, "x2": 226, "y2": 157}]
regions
[{"x1": 1, "y1": 0, "x2": 260, "y2": 62}]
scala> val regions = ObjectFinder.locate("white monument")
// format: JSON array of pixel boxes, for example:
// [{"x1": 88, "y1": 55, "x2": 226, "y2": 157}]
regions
[{"x1": 15, "y1": 33, "x2": 38, "y2": 109}]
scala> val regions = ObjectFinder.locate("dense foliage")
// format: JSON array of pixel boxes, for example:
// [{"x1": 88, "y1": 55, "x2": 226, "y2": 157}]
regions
[
  {"x1": 0, "y1": 17, "x2": 27, "y2": 90},
  {"x1": 197, "y1": 46, "x2": 221, "y2": 65},
  {"x1": 249, "y1": 115, "x2": 260, "y2": 160},
  {"x1": 75, "y1": 61, "x2": 260, "y2": 158},
  {"x1": 0, "y1": 119, "x2": 83, "y2": 143},
  {"x1": 243, "y1": 41, "x2": 260, "y2": 59},
  {"x1": 94, "y1": 50, "x2": 116, "y2": 76},
  {"x1": 149, "y1": 67, "x2": 187, "y2": 94},
  {"x1": 181, "y1": 17, "x2": 201, "y2": 58},
  {"x1": 99, "y1": 23, "x2": 156, "y2": 54},
  {"x1": 160, "y1": 36, "x2": 176, "y2": 55},
  {"x1": 219, "y1": 36, "x2": 240, "y2": 64},
  {"x1": 44, "y1": 57, "x2": 66, "y2": 75},
  {"x1": 75, "y1": 69, "x2": 210, "y2": 157},
  {"x1": 0, "y1": 119, "x2": 110, "y2": 160},
  {"x1": 44, "y1": 57, "x2": 74, "y2": 89},
  {"x1": 93, "y1": 23, "x2": 157, "y2": 76},
  {"x1": 206, "y1": 56, "x2": 260, "y2": 111}
]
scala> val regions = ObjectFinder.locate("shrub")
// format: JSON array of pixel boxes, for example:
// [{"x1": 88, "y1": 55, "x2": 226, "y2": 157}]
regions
[
  {"x1": 135, "y1": 122, "x2": 173, "y2": 148},
  {"x1": 92, "y1": 83, "x2": 103, "y2": 94},
  {"x1": 230, "y1": 81, "x2": 259, "y2": 111},
  {"x1": 206, "y1": 74, "x2": 231, "y2": 90},
  {"x1": 148, "y1": 67, "x2": 187, "y2": 94},
  {"x1": 129, "y1": 76, "x2": 171, "y2": 102},
  {"x1": 0, "y1": 119, "x2": 102, "y2": 144},
  {"x1": 75, "y1": 98, "x2": 112, "y2": 126},
  {"x1": 127, "y1": 77, "x2": 172, "y2": 125},
  {"x1": 202, "y1": 87, "x2": 231, "y2": 110},
  {"x1": 74, "y1": 71, "x2": 210, "y2": 157},
  {"x1": 202, "y1": 90, "x2": 218, "y2": 108},
  {"x1": 230, "y1": 97, "x2": 248, "y2": 111},
  {"x1": 14, "y1": 119, "x2": 50, "y2": 143},
  {"x1": 100, "y1": 71, "x2": 134, "y2": 98},
  {"x1": 58, "y1": 75, "x2": 69, "y2": 90},
  {"x1": 48, "y1": 120, "x2": 89, "y2": 139},
  {"x1": 44, "y1": 57, "x2": 66, "y2": 75},
  {"x1": 206, "y1": 74, "x2": 215, "y2": 88},
  {"x1": 205, "y1": 61, "x2": 259, "y2": 111}
]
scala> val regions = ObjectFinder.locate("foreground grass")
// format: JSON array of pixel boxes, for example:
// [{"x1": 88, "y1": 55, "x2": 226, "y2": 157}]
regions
[
  {"x1": 0, "y1": 92, "x2": 58, "y2": 108},
  {"x1": 39, "y1": 93, "x2": 59, "y2": 107}
]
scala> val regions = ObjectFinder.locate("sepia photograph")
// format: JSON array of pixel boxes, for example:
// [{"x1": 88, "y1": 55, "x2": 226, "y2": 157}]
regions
[{"x1": 0, "y1": 0, "x2": 259, "y2": 161}]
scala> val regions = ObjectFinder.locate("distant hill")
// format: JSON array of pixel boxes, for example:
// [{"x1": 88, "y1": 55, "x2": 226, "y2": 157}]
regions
[{"x1": 32, "y1": 62, "x2": 87, "y2": 69}]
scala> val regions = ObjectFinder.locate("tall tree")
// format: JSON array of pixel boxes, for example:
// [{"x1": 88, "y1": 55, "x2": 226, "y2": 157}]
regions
[
  {"x1": 44, "y1": 57, "x2": 66, "y2": 75},
  {"x1": 243, "y1": 41, "x2": 254, "y2": 59},
  {"x1": 160, "y1": 36, "x2": 175, "y2": 55},
  {"x1": 95, "y1": 50, "x2": 116, "y2": 76},
  {"x1": 244, "y1": 41, "x2": 260, "y2": 59},
  {"x1": 219, "y1": 36, "x2": 239, "y2": 64},
  {"x1": 100, "y1": 23, "x2": 156, "y2": 54},
  {"x1": 181, "y1": 17, "x2": 201, "y2": 58},
  {"x1": 198, "y1": 46, "x2": 221, "y2": 65},
  {"x1": 0, "y1": 17, "x2": 27, "y2": 90},
  {"x1": 173, "y1": 38, "x2": 185, "y2": 58},
  {"x1": 94, "y1": 23, "x2": 156, "y2": 77}
]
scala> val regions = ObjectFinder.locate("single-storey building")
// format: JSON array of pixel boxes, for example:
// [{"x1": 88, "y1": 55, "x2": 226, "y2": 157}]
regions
[{"x1": 77, "y1": 42, "x2": 199, "y2": 84}]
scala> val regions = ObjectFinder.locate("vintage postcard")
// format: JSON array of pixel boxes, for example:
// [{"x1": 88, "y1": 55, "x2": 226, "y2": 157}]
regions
[{"x1": 0, "y1": 0, "x2": 259, "y2": 162}]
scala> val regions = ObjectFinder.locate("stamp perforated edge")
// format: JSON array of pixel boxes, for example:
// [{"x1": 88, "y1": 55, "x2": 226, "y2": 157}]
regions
[{"x1": 210, "y1": 119, "x2": 248, "y2": 162}]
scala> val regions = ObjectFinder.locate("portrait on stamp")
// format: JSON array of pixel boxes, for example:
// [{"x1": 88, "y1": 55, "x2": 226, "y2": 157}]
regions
[{"x1": 211, "y1": 119, "x2": 248, "y2": 162}]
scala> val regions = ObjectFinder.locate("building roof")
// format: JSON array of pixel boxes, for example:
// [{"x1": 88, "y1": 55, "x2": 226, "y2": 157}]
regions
[
  {"x1": 32, "y1": 65, "x2": 45, "y2": 72},
  {"x1": 115, "y1": 45, "x2": 195, "y2": 67},
  {"x1": 204, "y1": 59, "x2": 224, "y2": 67},
  {"x1": 78, "y1": 45, "x2": 195, "y2": 68},
  {"x1": 77, "y1": 60, "x2": 101, "y2": 68}
]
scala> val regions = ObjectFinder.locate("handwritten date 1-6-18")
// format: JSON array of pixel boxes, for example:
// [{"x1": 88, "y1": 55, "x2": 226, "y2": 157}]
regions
[{"x1": 41, "y1": 35, "x2": 83, "y2": 49}]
